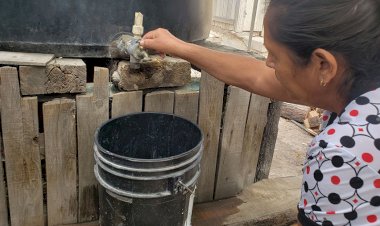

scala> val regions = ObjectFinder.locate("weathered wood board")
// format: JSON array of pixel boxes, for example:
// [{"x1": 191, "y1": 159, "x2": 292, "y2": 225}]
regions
[
  {"x1": 281, "y1": 102, "x2": 310, "y2": 123},
  {"x1": 45, "y1": 58, "x2": 87, "y2": 94},
  {"x1": 174, "y1": 90, "x2": 199, "y2": 124},
  {"x1": 0, "y1": 51, "x2": 54, "y2": 66},
  {"x1": 44, "y1": 98, "x2": 77, "y2": 225},
  {"x1": 255, "y1": 101, "x2": 282, "y2": 182},
  {"x1": 214, "y1": 86, "x2": 251, "y2": 199},
  {"x1": 0, "y1": 67, "x2": 44, "y2": 226},
  {"x1": 20, "y1": 58, "x2": 87, "y2": 95},
  {"x1": 19, "y1": 66, "x2": 47, "y2": 95},
  {"x1": 144, "y1": 90, "x2": 174, "y2": 113},
  {"x1": 0, "y1": 70, "x2": 8, "y2": 226},
  {"x1": 0, "y1": 134, "x2": 9, "y2": 226},
  {"x1": 195, "y1": 71, "x2": 225, "y2": 203},
  {"x1": 111, "y1": 91, "x2": 143, "y2": 118},
  {"x1": 241, "y1": 94, "x2": 270, "y2": 186},
  {"x1": 77, "y1": 67, "x2": 110, "y2": 222}
]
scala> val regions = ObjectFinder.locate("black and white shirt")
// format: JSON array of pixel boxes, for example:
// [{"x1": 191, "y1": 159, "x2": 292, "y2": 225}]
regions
[{"x1": 299, "y1": 87, "x2": 380, "y2": 226}]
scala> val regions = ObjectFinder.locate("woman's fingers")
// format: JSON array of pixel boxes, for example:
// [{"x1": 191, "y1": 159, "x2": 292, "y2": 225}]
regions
[
  {"x1": 142, "y1": 30, "x2": 158, "y2": 40},
  {"x1": 139, "y1": 38, "x2": 154, "y2": 49},
  {"x1": 141, "y1": 29, "x2": 163, "y2": 50},
  {"x1": 140, "y1": 28, "x2": 185, "y2": 56}
]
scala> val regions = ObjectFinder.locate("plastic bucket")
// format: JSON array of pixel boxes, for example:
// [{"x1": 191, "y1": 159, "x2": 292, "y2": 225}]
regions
[{"x1": 94, "y1": 112, "x2": 203, "y2": 226}]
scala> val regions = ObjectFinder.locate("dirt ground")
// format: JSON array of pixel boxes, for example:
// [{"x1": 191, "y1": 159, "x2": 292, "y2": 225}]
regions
[{"x1": 269, "y1": 117, "x2": 313, "y2": 178}]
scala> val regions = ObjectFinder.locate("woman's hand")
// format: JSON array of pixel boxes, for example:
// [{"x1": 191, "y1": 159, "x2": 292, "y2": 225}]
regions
[{"x1": 140, "y1": 28, "x2": 187, "y2": 56}]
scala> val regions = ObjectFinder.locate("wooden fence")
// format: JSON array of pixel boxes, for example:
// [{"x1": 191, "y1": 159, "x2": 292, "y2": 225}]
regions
[{"x1": 0, "y1": 49, "x2": 280, "y2": 226}]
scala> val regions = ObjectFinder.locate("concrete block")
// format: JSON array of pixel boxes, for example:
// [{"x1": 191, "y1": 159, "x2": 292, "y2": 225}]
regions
[{"x1": 113, "y1": 56, "x2": 191, "y2": 91}]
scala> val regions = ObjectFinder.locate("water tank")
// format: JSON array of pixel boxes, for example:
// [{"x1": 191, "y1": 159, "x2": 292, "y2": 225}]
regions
[{"x1": 0, "y1": 0, "x2": 212, "y2": 57}]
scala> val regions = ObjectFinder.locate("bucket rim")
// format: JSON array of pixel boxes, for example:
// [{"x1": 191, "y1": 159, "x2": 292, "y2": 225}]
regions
[{"x1": 94, "y1": 112, "x2": 204, "y2": 162}]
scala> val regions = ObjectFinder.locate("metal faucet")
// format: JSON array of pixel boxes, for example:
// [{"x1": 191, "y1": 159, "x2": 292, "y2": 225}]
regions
[
  {"x1": 126, "y1": 38, "x2": 149, "y2": 69},
  {"x1": 111, "y1": 12, "x2": 150, "y2": 69}
]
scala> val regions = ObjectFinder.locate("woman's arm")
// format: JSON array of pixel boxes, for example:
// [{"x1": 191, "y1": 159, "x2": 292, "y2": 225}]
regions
[{"x1": 141, "y1": 28, "x2": 297, "y2": 103}]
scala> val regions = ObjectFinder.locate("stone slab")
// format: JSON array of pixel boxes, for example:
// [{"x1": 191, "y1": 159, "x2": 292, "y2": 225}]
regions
[{"x1": 114, "y1": 56, "x2": 191, "y2": 91}]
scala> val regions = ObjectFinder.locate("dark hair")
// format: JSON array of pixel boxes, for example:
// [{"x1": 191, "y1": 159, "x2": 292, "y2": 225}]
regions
[{"x1": 267, "y1": 0, "x2": 380, "y2": 101}]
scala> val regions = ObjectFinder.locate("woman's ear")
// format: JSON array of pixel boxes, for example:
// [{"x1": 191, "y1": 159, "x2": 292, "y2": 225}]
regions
[{"x1": 310, "y1": 48, "x2": 338, "y2": 85}]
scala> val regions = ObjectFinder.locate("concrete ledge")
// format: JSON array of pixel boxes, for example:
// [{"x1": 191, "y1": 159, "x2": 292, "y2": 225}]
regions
[{"x1": 192, "y1": 176, "x2": 302, "y2": 226}]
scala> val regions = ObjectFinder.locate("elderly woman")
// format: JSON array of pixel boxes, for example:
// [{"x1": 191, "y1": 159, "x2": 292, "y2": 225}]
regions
[{"x1": 140, "y1": 0, "x2": 380, "y2": 225}]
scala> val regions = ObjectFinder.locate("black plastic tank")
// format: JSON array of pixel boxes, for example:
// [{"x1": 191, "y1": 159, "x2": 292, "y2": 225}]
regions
[{"x1": 0, "y1": 0, "x2": 212, "y2": 57}]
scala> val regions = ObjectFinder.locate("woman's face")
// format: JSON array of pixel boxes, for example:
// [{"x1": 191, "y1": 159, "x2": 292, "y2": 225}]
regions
[
  {"x1": 263, "y1": 9, "x2": 348, "y2": 113},
  {"x1": 263, "y1": 16, "x2": 322, "y2": 103}
]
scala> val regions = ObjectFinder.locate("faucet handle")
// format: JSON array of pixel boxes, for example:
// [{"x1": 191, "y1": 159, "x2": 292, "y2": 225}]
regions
[{"x1": 132, "y1": 12, "x2": 144, "y2": 38}]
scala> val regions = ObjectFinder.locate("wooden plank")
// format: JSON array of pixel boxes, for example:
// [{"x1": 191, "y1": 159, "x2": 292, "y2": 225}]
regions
[
  {"x1": 19, "y1": 59, "x2": 87, "y2": 96},
  {"x1": 241, "y1": 94, "x2": 270, "y2": 186},
  {"x1": 76, "y1": 95, "x2": 94, "y2": 222},
  {"x1": 195, "y1": 71, "x2": 225, "y2": 203},
  {"x1": 255, "y1": 101, "x2": 282, "y2": 182},
  {"x1": 111, "y1": 91, "x2": 143, "y2": 118},
  {"x1": 0, "y1": 134, "x2": 8, "y2": 226},
  {"x1": 45, "y1": 58, "x2": 87, "y2": 94},
  {"x1": 44, "y1": 98, "x2": 77, "y2": 225},
  {"x1": 0, "y1": 67, "x2": 44, "y2": 226},
  {"x1": 214, "y1": 86, "x2": 251, "y2": 199},
  {"x1": 144, "y1": 90, "x2": 174, "y2": 113},
  {"x1": 174, "y1": 90, "x2": 199, "y2": 124},
  {"x1": 281, "y1": 102, "x2": 310, "y2": 123},
  {"x1": 77, "y1": 67, "x2": 110, "y2": 222},
  {"x1": 19, "y1": 66, "x2": 47, "y2": 95},
  {"x1": 0, "y1": 70, "x2": 7, "y2": 226},
  {"x1": 304, "y1": 110, "x2": 321, "y2": 129},
  {"x1": 0, "y1": 51, "x2": 54, "y2": 66},
  {"x1": 58, "y1": 222, "x2": 99, "y2": 226},
  {"x1": 92, "y1": 67, "x2": 109, "y2": 100}
]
